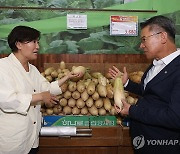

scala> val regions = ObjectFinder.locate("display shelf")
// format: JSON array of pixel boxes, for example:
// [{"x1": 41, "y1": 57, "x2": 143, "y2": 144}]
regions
[{"x1": 38, "y1": 126, "x2": 134, "y2": 154}]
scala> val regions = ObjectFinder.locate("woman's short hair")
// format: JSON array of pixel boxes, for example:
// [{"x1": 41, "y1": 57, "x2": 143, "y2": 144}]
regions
[{"x1": 8, "y1": 25, "x2": 40, "y2": 52}]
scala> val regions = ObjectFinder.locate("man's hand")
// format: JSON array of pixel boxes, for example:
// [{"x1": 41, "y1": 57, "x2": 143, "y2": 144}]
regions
[
  {"x1": 114, "y1": 99, "x2": 131, "y2": 116},
  {"x1": 108, "y1": 66, "x2": 128, "y2": 85}
]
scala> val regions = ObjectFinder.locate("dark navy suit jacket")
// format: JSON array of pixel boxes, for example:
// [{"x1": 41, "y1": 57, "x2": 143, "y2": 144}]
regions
[{"x1": 125, "y1": 55, "x2": 180, "y2": 154}]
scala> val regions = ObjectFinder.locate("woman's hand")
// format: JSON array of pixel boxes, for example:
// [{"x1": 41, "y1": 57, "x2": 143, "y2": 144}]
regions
[
  {"x1": 31, "y1": 91, "x2": 58, "y2": 106},
  {"x1": 41, "y1": 91, "x2": 58, "y2": 105},
  {"x1": 67, "y1": 71, "x2": 83, "y2": 79},
  {"x1": 58, "y1": 71, "x2": 83, "y2": 87}
]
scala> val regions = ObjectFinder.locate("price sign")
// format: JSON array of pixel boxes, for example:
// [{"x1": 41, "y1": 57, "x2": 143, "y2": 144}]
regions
[
  {"x1": 110, "y1": 15, "x2": 138, "y2": 36},
  {"x1": 67, "y1": 14, "x2": 87, "y2": 29}
]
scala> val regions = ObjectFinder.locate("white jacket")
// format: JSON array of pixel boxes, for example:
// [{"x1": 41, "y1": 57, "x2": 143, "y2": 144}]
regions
[{"x1": 0, "y1": 53, "x2": 61, "y2": 154}]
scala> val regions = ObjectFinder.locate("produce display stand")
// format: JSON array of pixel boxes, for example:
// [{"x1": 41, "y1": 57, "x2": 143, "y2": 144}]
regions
[
  {"x1": 38, "y1": 126, "x2": 134, "y2": 154},
  {"x1": 38, "y1": 62, "x2": 147, "y2": 154}
]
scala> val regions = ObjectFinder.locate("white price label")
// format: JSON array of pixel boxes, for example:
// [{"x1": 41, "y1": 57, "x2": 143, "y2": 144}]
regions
[{"x1": 67, "y1": 14, "x2": 87, "y2": 29}]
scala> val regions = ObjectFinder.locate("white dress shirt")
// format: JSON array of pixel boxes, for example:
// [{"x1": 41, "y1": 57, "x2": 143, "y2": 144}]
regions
[
  {"x1": 144, "y1": 49, "x2": 180, "y2": 89},
  {"x1": 124, "y1": 49, "x2": 180, "y2": 89},
  {"x1": 143, "y1": 59, "x2": 165, "y2": 89}
]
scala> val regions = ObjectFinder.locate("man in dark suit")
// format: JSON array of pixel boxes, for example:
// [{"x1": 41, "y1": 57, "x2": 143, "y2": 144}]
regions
[{"x1": 109, "y1": 15, "x2": 180, "y2": 154}]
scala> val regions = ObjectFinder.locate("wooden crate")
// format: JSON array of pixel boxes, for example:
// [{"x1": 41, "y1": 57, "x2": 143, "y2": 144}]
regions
[
  {"x1": 44, "y1": 62, "x2": 150, "y2": 74},
  {"x1": 44, "y1": 63, "x2": 105, "y2": 73}
]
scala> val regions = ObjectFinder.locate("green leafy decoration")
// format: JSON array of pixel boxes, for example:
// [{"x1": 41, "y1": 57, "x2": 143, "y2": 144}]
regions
[
  {"x1": 65, "y1": 40, "x2": 79, "y2": 54},
  {"x1": 77, "y1": 37, "x2": 104, "y2": 52},
  {"x1": 175, "y1": 35, "x2": 180, "y2": 48}
]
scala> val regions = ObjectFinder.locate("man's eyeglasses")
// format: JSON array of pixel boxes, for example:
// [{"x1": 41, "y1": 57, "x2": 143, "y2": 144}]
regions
[{"x1": 141, "y1": 32, "x2": 162, "y2": 43}]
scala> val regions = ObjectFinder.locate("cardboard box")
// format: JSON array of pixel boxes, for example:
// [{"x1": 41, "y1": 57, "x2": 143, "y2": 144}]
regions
[{"x1": 43, "y1": 115, "x2": 117, "y2": 127}]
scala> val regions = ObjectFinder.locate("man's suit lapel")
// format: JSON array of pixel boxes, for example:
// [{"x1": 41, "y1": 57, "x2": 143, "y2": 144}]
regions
[
  {"x1": 141, "y1": 63, "x2": 153, "y2": 92},
  {"x1": 144, "y1": 56, "x2": 180, "y2": 92}
]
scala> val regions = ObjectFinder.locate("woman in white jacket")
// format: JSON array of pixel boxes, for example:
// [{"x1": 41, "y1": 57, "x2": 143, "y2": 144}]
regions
[{"x1": 0, "y1": 26, "x2": 81, "y2": 154}]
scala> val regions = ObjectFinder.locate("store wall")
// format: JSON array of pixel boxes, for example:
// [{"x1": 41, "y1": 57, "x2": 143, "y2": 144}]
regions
[
  {"x1": 0, "y1": 0, "x2": 179, "y2": 70},
  {"x1": 0, "y1": 0, "x2": 179, "y2": 54}
]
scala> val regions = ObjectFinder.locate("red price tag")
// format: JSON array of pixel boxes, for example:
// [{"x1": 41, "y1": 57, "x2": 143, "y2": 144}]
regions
[{"x1": 110, "y1": 16, "x2": 138, "y2": 36}]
